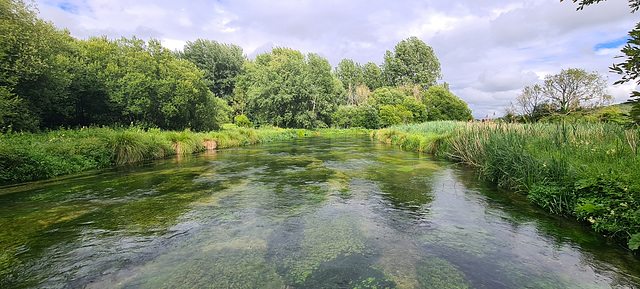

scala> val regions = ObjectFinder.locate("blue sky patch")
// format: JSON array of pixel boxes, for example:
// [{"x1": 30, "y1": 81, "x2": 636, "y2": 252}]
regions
[
  {"x1": 57, "y1": 1, "x2": 79, "y2": 14},
  {"x1": 594, "y1": 37, "x2": 629, "y2": 51}
]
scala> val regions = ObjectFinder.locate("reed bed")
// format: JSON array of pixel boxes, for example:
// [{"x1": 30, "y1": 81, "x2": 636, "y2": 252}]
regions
[{"x1": 375, "y1": 121, "x2": 640, "y2": 250}]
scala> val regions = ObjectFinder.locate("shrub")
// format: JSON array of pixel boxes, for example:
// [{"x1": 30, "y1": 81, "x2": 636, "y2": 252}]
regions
[{"x1": 234, "y1": 114, "x2": 253, "y2": 128}]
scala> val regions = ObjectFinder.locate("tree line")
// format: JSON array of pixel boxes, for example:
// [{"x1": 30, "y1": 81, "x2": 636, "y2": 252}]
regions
[
  {"x1": 506, "y1": 68, "x2": 616, "y2": 122},
  {"x1": 0, "y1": 0, "x2": 472, "y2": 132}
]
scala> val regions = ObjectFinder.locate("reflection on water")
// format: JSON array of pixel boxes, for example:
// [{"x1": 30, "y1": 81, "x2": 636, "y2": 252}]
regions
[{"x1": 0, "y1": 135, "x2": 639, "y2": 288}]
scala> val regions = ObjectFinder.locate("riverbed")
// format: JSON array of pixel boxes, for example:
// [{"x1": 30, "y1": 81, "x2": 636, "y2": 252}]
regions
[{"x1": 1, "y1": 135, "x2": 638, "y2": 288}]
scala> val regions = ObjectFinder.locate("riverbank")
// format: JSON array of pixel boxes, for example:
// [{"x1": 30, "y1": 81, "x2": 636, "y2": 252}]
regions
[
  {"x1": 0, "y1": 125, "x2": 308, "y2": 184},
  {"x1": 374, "y1": 121, "x2": 640, "y2": 251}
]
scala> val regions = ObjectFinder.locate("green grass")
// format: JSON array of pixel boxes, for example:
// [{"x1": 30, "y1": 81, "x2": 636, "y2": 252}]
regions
[
  {"x1": 0, "y1": 125, "x2": 306, "y2": 184},
  {"x1": 375, "y1": 121, "x2": 640, "y2": 251}
]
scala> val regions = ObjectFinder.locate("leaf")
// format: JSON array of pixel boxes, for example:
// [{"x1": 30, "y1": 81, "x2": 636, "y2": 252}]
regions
[{"x1": 629, "y1": 233, "x2": 640, "y2": 251}]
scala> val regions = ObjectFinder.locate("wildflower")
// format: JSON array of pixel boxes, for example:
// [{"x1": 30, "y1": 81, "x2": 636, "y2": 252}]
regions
[
  {"x1": 611, "y1": 210, "x2": 615, "y2": 216},
  {"x1": 588, "y1": 216, "x2": 596, "y2": 224},
  {"x1": 621, "y1": 203, "x2": 628, "y2": 207},
  {"x1": 543, "y1": 163, "x2": 547, "y2": 167}
]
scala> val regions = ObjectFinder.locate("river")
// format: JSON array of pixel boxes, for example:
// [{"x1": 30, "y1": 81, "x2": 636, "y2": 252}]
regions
[{"x1": 0, "y1": 135, "x2": 638, "y2": 288}]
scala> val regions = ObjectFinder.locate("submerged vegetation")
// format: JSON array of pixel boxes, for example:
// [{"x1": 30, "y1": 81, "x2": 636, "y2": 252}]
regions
[
  {"x1": 374, "y1": 121, "x2": 640, "y2": 251},
  {"x1": 0, "y1": 125, "x2": 307, "y2": 184}
]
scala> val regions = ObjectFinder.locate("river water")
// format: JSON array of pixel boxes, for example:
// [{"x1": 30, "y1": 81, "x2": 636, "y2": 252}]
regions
[{"x1": 0, "y1": 135, "x2": 639, "y2": 288}]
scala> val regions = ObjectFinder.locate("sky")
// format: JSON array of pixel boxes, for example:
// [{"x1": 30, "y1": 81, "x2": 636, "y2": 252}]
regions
[{"x1": 34, "y1": 0, "x2": 639, "y2": 119}]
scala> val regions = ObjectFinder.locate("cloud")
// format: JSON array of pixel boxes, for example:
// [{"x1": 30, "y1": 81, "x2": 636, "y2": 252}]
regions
[
  {"x1": 33, "y1": 0, "x2": 639, "y2": 119},
  {"x1": 472, "y1": 69, "x2": 540, "y2": 92}
]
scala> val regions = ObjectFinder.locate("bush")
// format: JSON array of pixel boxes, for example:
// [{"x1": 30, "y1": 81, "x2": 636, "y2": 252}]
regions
[{"x1": 234, "y1": 114, "x2": 253, "y2": 128}]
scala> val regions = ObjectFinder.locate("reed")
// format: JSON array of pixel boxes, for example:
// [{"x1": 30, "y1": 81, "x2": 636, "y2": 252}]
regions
[
  {"x1": 0, "y1": 125, "x2": 306, "y2": 184},
  {"x1": 375, "y1": 120, "x2": 640, "y2": 250}
]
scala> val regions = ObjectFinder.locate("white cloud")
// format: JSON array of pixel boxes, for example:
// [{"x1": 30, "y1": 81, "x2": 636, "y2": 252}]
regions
[{"x1": 33, "y1": 0, "x2": 639, "y2": 119}]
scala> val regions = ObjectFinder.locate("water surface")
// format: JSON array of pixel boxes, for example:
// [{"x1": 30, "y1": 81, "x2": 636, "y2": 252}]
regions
[{"x1": 1, "y1": 135, "x2": 639, "y2": 288}]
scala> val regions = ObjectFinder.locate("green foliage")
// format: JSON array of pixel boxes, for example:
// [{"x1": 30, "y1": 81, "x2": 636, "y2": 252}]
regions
[
  {"x1": 564, "y1": 1, "x2": 639, "y2": 123},
  {"x1": 610, "y1": 22, "x2": 640, "y2": 124},
  {"x1": 0, "y1": 0, "x2": 78, "y2": 131},
  {"x1": 335, "y1": 59, "x2": 363, "y2": 94},
  {"x1": 177, "y1": 39, "x2": 244, "y2": 102},
  {"x1": 376, "y1": 121, "x2": 640, "y2": 251},
  {"x1": 234, "y1": 114, "x2": 252, "y2": 128},
  {"x1": 362, "y1": 62, "x2": 387, "y2": 91},
  {"x1": 630, "y1": 233, "x2": 640, "y2": 250},
  {"x1": 383, "y1": 36, "x2": 442, "y2": 89},
  {"x1": 0, "y1": 126, "x2": 305, "y2": 184},
  {"x1": 423, "y1": 86, "x2": 473, "y2": 121},
  {"x1": 380, "y1": 105, "x2": 412, "y2": 126},
  {"x1": 237, "y1": 48, "x2": 345, "y2": 128},
  {"x1": 85, "y1": 37, "x2": 226, "y2": 131},
  {"x1": 543, "y1": 68, "x2": 611, "y2": 114},
  {"x1": 0, "y1": 1, "x2": 229, "y2": 132}
]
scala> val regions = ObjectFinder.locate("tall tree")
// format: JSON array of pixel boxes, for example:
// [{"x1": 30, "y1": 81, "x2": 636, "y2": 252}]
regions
[
  {"x1": 334, "y1": 59, "x2": 363, "y2": 105},
  {"x1": 178, "y1": 39, "x2": 244, "y2": 103},
  {"x1": 542, "y1": 68, "x2": 611, "y2": 114},
  {"x1": 383, "y1": 36, "x2": 442, "y2": 89},
  {"x1": 237, "y1": 48, "x2": 345, "y2": 128},
  {"x1": 0, "y1": 0, "x2": 77, "y2": 130},
  {"x1": 362, "y1": 62, "x2": 386, "y2": 91}
]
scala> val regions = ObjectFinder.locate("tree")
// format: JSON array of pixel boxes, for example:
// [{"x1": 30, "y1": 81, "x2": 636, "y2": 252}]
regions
[
  {"x1": 542, "y1": 68, "x2": 611, "y2": 114},
  {"x1": 335, "y1": 59, "x2": 363, "y2": 105},
  {"x1": 237, "y1": 48, "x2": 345, "y2": 128},
  {"x1": 510, "y1": 84, "x2": 547, "y2": 120},
  {"x1": 177, "y1": 39, "x2": 244, "y2": 103},
  {"x1": 362, "y1": 62, "x2": 387, "y2": 91},
  {"x1": 423, "y1": 86, "x2": 473, "y2": 121},
  {"x1": 0, "y1": 0, "x2": 78, "y2": 130},
  {"x1": 74, "y1": 36, "x2": 229, "y2": 131},
  {"x1": 369, "y1": 87, "x2": 406, "y2": 107},
  {"x1": 383, "y1": 36, "x2": 442, "y2": 89},
  {"x1": 380, "y1": 105, "x2": 412, "y2": 126}
]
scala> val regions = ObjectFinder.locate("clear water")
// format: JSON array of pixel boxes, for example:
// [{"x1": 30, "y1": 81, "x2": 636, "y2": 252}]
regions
[{"x1": 0, "y1": 135, "x2": 639, "y2": 288}]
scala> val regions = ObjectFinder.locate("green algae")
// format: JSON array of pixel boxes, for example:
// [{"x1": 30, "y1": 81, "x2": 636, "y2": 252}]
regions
[
  {"x1": 2, "y1": 135, "x2": 640, "y2": 288},
  {"x1": 416, "y1": 257, "x2": 469, "y2": 289},
  {"x1": 277, "y1": 210, "x2": 369, "y2": 285}
]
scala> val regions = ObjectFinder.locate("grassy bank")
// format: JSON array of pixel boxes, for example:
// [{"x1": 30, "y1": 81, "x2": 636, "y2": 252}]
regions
[
  {"x1": 0, "y1": 125, "x2": 307, "y2": 184},
  {"x1": 375, "y1": 121, "x2": 640, "y2": 251}
]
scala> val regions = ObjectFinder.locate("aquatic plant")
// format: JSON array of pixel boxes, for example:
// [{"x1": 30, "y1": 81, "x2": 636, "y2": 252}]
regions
[
  {"x1": 0, "y1": 126, "x2": 306, "y2": 184},
  {"x1": 376, "y1": 121, "x2": 640, "y2": 251}
]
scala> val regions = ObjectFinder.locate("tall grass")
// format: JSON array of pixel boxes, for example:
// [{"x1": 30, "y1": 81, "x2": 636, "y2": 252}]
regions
[
  {"x1": 376, "y1": 121, "x2": 640, "y2": 250},
  {"x1": 374, "y1": 121, "x2": 463, "y2": 154},
  {"x1": 0, "y1": 125, "x2": 306, "y2": 184}
]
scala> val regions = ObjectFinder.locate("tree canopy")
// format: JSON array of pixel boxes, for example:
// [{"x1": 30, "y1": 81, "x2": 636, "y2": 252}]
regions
[
  {"x1": 177, "y1": 39, "x2": 244, "y2": 103},
  {"x1": 0, "y1": 0, "x2": 230, "y2": 131},
  {"x1": 1, "y1": 0, "x2": 473, "y2": 131},
  {"x1": 423, "y1": 86, "x2": 473, "y2": 121},
  {"x1": 543, "y1": 68, "x2": 611, "y2": 114},
  {"x1": 383, "y1": 36, "x2": 442, "y2": 89},
  {"x1": 236, "y1": 48, "x2": 345, "y2": 128},
  {"x1": 509, "y1": 69, "x2": 611, "y2": 121}
]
